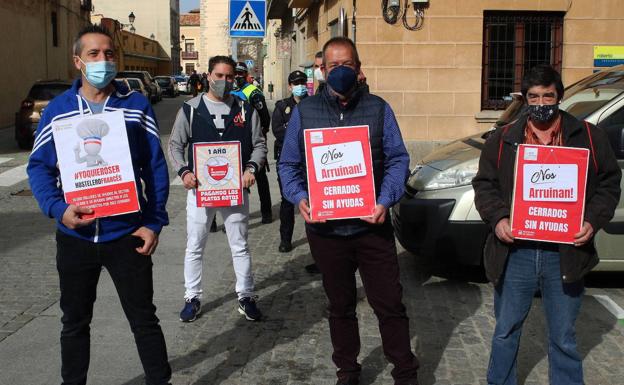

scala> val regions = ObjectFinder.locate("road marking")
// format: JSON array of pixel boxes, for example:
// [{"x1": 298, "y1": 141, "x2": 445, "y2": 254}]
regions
[
  {"x1": 0, "y1": 164, "x2": 28, "y2": 187},
  {"x1": 0, "y1": 157, "x2": 13, "y2": 165},
  {"x1": 591, "y1": 294, "x2": 624, "y2": 324}
]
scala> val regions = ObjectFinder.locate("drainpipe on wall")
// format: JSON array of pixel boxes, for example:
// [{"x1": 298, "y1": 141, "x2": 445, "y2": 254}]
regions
[
  {"x1": 352, "y1": 0, "x2": 357, "y2": 43},
  {"x1": 43, "y1": 1, "x2": 49, "y2": 79}
]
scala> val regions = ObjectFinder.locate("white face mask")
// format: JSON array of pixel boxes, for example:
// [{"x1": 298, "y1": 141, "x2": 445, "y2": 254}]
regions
[{"x1": 314, "y1": 67, "x2": 324, "y2": 82}]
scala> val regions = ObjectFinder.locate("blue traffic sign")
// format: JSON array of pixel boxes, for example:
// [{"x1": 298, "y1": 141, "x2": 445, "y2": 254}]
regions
[
  {"x1": 245, "y1": 59, "x2": 254, "y2": 69},
  {"x1": 229, "y1": 0, "x2": 266, "y2": 38}
]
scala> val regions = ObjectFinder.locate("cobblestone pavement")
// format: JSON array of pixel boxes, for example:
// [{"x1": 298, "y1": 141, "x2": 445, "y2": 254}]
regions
[{"x1": 1, "y1": 97, "x2": 624, "y2": 384}]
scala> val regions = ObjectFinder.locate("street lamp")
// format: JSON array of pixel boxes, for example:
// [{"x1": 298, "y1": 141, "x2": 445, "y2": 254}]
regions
[{"x1": 120, "y1": 11, "x2": 136, "y2": 33}]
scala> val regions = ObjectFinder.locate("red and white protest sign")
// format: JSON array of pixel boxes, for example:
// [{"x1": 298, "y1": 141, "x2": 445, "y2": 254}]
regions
[
  {"x1": 510, "y1": 144, "x2": 590, "y2": 244},
  {"x1": 52, "y1": 110, "x2": 140, "y2": 219},
  {"x1": 304, "y1": 125, "x2": 376, "y2": 220},
  {"x1": 193, "y1": 141, "x2": 243, "y2": 208}
]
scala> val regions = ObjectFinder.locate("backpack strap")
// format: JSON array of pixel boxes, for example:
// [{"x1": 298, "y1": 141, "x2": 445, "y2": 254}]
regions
[
  {"x1": 584, "y1": 121, "x2": 599, "y2": 173},
  {"x1": 497, "y1": 124, "x2": 512, "y2": 169}
]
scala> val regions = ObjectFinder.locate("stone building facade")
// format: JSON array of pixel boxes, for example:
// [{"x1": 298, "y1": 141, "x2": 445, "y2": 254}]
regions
[
  {"x1": 0, "y1": 0, "x2": 91, "y2": 128},
  {"x1": 267, "y1": 0, "x2": 624, "y2": 154}
]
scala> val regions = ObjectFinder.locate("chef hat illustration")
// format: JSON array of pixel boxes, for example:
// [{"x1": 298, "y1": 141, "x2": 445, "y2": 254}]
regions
[{"x1": 76, "y1": 118, "x2": 110, "y2": 145}]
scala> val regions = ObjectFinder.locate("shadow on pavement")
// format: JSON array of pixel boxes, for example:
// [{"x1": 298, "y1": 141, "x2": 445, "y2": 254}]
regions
[
  {"x1": 122, "y1": 253, "x2": 327, "y2": 385},
  {"x1": 516, "y1": 295, "x2": 617, "y2": 384},
  {"x1": 399, "y1": 252, "x2": 482, "y2": 385}
]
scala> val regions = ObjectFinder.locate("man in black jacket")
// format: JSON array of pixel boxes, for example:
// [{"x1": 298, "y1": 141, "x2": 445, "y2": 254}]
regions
[
  {"x1": 472, "y1": 65, "x2": 621, "y2": 385},
  {"x1": 272, "y1": 70, "x2": 308, "y2": 253},
  {"x1": 233, "y1": 62, "x2": 273, "y2": 223}
]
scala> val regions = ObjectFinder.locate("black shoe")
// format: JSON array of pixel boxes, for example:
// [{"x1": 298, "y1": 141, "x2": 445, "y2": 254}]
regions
[
  {"x1": 209, "y1": 219, "x2": 218, "y2": 233},
  {"x1": 179, "y1": 297, "x2": 201, "y2": 322},
  {"x1": 278, "y1": 241, "x2": 292, "y2": 253},
  {"x1": 304, "y1": 263, "x2": 321, "y2": 274},
  {"x1": 238, "y1": 296, "x2": 262, "y2": 321},
  {"x1": 261, "y1": 215, "x2": 273, "y2": 224}
]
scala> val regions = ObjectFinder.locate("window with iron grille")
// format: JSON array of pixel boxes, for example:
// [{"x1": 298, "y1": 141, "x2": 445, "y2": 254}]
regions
[{"x1": 482, "y1": 11, "x2": 564, "y2": 110}]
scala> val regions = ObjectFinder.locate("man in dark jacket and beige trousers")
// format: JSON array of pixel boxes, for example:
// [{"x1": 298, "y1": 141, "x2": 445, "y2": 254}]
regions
[{"x1": 473, "y1": 64, "x2": 621, "y2": 385}]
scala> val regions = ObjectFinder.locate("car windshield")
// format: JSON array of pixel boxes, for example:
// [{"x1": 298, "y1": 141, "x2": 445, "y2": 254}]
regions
[
  {"x1": 155, "y1": 78, "x2": 170, "y2": 86},
  {"x1": 127, "y1": 79, "x2": 141, "y2": 89},
  {"x1": 28, "y1": 84, "x2": 70, "y2": 100},
  {"x1": 559, "y1": 70, "x2": 624, "y2": 120},
  {"x1": 175, "y1": 76, "x2": 186, "y2": 82}
]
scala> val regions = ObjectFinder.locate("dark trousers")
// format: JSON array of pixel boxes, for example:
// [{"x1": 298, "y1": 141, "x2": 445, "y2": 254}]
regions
[
  {"x1": 56, "y1": 231, "x2": 171, "y2": 385},
  {"x1": 276, "y1": 166, "x2": 294, "y2": 243},
  {"x1": 255, "y1": 166, "x2": 273, "y2": 219},
  {"x1": 306, "y1": 229, "x2": 419, "y2": 384}
]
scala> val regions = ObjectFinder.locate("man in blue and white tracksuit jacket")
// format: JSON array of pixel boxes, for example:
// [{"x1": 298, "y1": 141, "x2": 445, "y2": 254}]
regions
[{"x1": 27, "y1": 25, "x2": 172, "y2": 385}]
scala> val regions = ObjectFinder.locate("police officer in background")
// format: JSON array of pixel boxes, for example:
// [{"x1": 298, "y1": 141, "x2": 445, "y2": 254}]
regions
[
  {"x1": 272, "y1": 70, "x2": 309, "y2": 253},
  {"x1": 232, "y1": 61, "x2": 273, "y2": 224}
]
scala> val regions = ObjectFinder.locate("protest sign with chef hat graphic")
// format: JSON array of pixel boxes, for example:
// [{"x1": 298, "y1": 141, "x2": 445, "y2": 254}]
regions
[
  {"x1": 74, "y1": 118, "x2": 110, "y2": 167},
  {"x1": 52, "y1": 110, "x2": 139, "y2": 218}
]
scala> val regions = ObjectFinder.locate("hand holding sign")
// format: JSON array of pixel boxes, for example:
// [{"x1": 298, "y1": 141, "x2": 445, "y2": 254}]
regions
[
  {"x1": 495, "y1": 218, "x2": 514, "y2": 244},
  {"x1": 360, "y1": 204, "x2": 387, "y2": 225},
  {"x1": 182, "y1": 172, "x2": 198, "y2": 189},
  {"x1": 573, "y1": 221, "x2": 594, "y2": 247},
  {"x1": 242, "y1": 169, "x2": 255, "y2": 188},
  {"x1": 62, "y1": 204, "x2": 95, "y2": 229},
  {"x1": 298, "y1": 198, "x2": 326, "y2": 224}
]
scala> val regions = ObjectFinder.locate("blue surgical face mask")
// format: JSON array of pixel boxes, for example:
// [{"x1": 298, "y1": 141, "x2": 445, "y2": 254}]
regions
[
  {"x1": 327, "y1": 65, "x2": 357, "y2": 96},
  {"x1": 79, "y1": 58, "x2": 117, "y2": 89},
  {"x1": 292, "y1": 84, "x2": 308, "y2": 97}
]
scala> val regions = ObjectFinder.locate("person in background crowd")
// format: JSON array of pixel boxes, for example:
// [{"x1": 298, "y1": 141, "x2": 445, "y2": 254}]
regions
[
  {"x1": 313, "y1": 51, "x2": 325, "y2": 94},
  {"x1": 272, "y1": 70, "x2": 308, "y2": 254},
  {"x1": 232, "y1": 61, "x2": 273, "y2": 224},
  {"x1": 472, "y1": 64, "x2": 621, "y2": 385},
  {"x1": 27, "y1": 24, "x2": 172, "y2": 385},
  {"x1": 201, "y1": 72, "x2": 209, "y2": 92},
  {"x1": 279, "y1": 37, "x2": 420, "y2": 385},
  {"x1": 168, "y1": 55, "x2": 267, "y2": 323},
  {"x1": 189, "y1": 70, "x2": 200, "y2": 97}
]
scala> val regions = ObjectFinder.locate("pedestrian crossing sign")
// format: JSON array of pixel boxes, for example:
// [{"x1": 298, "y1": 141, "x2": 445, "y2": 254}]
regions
[{"x1": 229, "y1": 0, "x2": 266, "y2": 38}]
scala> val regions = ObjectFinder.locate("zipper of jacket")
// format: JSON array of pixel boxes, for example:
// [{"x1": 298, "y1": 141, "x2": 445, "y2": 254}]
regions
[{"x1": 94, "y1": 219, "x2": 100, "y2": 243}]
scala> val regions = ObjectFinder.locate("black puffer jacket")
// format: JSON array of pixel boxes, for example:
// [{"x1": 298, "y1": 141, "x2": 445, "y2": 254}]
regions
[{"x1": 472, "y1": 111, "x2": 621, "y2": 285}]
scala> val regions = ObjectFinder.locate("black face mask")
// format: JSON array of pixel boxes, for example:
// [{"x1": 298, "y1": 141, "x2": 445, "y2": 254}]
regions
[
  {"x1": 528, "y1": 104, "x2": 559, "y2": 123},
  {"x1": 235, "y1": 77, "x2": 246, "y2": 89}
]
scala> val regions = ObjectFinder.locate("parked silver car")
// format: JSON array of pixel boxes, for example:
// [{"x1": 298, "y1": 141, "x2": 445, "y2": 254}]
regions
[
  {"x1": 393, "y1": 65, "x2": 624, "y2": 271},
  {"x1": 125, "y1": 77, "x2": 150, "y2": 100}
]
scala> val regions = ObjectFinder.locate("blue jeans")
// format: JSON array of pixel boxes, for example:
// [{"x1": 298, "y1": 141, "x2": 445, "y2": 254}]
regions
[{"x1": 487, "y1": 245, "x2": 584, "y2": 385}]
